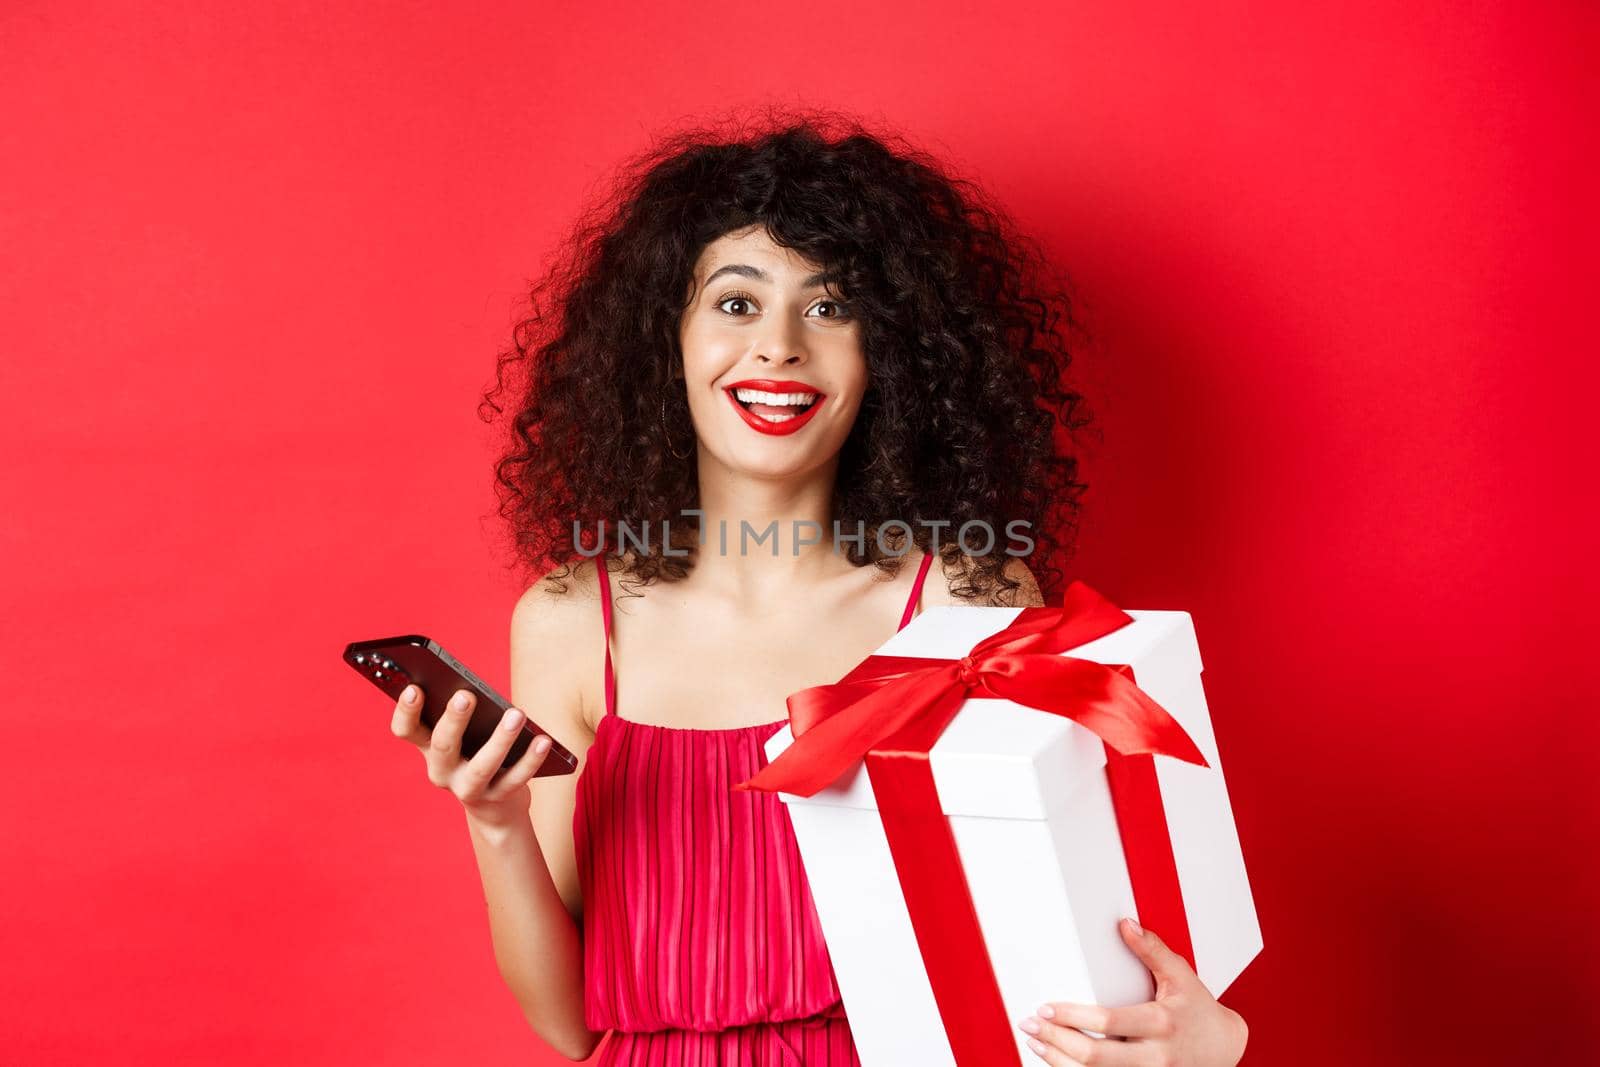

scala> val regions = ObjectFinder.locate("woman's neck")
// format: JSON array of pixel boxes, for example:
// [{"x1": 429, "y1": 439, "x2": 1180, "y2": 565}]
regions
[{"x1": 685, "y1": 457, "x2": 855, "y2": 601}]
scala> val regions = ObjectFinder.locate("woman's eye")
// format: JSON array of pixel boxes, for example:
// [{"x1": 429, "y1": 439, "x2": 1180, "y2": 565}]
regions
[{"x1": 713, "y1": 294, "x2": 853, "y2": 320}]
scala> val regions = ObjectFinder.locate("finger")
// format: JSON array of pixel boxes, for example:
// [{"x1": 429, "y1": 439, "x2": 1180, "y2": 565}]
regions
[
  {"x1": 390, "y1": 684, "x2": 430, "y2": 745},
  {"x1": 1025, "y1": 1017, "x2": 1137, "y2": 1066},
  {"x1": 482, "y1": 730, "x2": 554, "y2": 802},
  {"x1": 1120, "y1": 917, "x2": 1197, "y2": 992},
  {"x1": 456, "y1": 706, "x2": 527, "y2": 797},
  {"x1": 1037, "y1": 998, "x2": 1176, "y2": 1041},
  {"x1": 1022, "y1": 1032, "x2": 1085, "y2": 1066},
  {"x1": 428, "y1": 688, "x2": 476, "y2": 763}
]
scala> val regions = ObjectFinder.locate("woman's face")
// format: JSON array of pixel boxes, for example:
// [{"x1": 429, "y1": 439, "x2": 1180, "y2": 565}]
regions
[{"x1": 677, "y1": 226, "x2": 867, "y2": 480}]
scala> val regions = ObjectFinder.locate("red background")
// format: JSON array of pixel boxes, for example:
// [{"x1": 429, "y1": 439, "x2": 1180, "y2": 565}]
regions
[{"x1": 3, "y1": 2, "x2": 1592, "y2": 1063}]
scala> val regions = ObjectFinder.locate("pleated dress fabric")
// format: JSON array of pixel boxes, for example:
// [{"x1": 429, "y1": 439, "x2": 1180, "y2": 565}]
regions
[{"x1": 572, "y1": 551, "x2": 935, "y2": 1066}]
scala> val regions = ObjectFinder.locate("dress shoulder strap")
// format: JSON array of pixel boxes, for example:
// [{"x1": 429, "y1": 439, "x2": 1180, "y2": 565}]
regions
[
  {"x1": 897, "y1": 549, "x2": 936, "y2": 631},
  {"x1": 595, "y1": 559, "x2": 615, "y2": 718}
]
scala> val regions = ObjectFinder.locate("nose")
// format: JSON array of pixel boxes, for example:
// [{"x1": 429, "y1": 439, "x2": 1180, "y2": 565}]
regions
[
  {"x1": 755, "y1": 317, "x2": 808, "y2": 367},
  {"x1": 756, "y1": 347, "x2": 805, "y2": 367}
]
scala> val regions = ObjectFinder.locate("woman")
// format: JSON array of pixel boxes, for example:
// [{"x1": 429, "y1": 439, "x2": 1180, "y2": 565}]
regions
[{"x1": 390, "y1": 115, "x2": 1249, "y2": 1066}]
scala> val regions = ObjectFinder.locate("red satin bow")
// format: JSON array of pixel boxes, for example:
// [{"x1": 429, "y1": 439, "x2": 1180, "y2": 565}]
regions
[{"x1": 735, "y1": 579, "x2": 1208, "y2": 798}]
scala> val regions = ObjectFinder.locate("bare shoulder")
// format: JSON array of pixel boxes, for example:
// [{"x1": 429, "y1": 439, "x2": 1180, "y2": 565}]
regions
[
  {"x1": 510, "y1": 558, "x2": 606, "y2": 739},
  {"x1": 920, "y1": 552, "x2": 1046, "y2": 609}
]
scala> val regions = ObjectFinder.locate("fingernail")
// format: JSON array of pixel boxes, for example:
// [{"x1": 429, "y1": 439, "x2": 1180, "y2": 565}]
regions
[
  {"x1": 449, "y1": 692, "x2": 468, "y2": 711},
  {"x1": 534, "y1": 735, "x2": 552, "y2": 752},
  {"x1": 401, "y1": 685, "x2": 417, "y2": 704},
  {"x1": 1026, "y1": 1037, "x2": 1045, "y2": 1054},
  {"x1": 500, "y1": 707, "x2": 523, "y2": 731},
  {"x1": 1018, "y1": 1017, "x2": 1041, "y2": 1034},
  {"x1": 1037, "y1": 1004, "x2": 1054, "y2": 1019},
  {"x1": 1126, "y1": 917, "x2": 1142, "y2": 936}
]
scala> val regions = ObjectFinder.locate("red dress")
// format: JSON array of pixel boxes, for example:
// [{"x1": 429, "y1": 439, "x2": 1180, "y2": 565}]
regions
[{"x1": 572, "y1": 551, "x2": 935, "y2": 1066}]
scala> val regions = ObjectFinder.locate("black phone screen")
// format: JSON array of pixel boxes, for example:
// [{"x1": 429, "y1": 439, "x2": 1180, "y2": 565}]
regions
[{"x1": 343, "y1": 635, "x2": 577, "y2": 777}]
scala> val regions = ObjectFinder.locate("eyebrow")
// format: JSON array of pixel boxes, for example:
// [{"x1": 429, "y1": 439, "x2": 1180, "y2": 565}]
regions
[{"x1": 704, "y1": 263, "x2": 841, "y2": 290}]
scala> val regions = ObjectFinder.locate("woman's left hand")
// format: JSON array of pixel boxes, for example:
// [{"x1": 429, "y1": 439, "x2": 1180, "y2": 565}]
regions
[{"x1": 1017, "y1": 918, "x2": 1248, "y2": 1066}]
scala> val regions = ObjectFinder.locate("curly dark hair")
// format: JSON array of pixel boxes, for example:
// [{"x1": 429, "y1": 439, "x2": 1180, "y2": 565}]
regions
[{"x1": 478, "y1": 106, "x2": 1095, "y2": 605}]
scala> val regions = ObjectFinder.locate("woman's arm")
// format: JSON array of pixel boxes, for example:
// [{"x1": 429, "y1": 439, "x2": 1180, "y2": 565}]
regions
[{"x1": 462, "y1": 571, "x2": 605, "y2": 1061}]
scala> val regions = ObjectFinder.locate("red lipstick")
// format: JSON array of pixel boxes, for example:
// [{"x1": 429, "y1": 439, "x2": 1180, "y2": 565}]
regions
[{"x1": 722, "y1": 379, "x2": 826, "y2": 437}]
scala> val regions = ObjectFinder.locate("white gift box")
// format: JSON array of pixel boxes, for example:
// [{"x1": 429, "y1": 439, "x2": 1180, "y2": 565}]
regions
[{"x1": 763, "y1": 605, "x2": 1262, "y2": 1067}]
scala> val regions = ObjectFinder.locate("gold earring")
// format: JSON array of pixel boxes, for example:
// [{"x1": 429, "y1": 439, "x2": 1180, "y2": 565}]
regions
[{"x1": 660, "y1": 393, "x2": 692, "y2": 460}]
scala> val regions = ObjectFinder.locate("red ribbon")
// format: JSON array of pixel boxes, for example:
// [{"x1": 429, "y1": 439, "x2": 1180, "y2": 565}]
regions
[{"x1": 734, "y1": 580, "x2": 1209, "y2": 1066}]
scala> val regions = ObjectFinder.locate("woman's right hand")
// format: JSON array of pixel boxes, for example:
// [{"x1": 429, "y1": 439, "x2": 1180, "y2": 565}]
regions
[{"x1": 390, "y1": 684, "x2": 555, "y2": 831}]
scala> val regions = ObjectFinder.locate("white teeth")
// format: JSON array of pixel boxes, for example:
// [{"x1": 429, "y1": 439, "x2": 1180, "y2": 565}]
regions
[{"x1": 732, "y1": 388, "x2": 818, "y2": 408}]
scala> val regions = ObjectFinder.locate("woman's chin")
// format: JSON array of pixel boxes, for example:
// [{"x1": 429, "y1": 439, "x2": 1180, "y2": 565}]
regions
[{"x1": 708, "y1": 440, "x2": 832, "y2": 481}]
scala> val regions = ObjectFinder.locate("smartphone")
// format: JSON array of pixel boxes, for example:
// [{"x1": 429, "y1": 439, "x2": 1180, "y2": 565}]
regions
[{"x1": 343, "y1": 635, "x2": 577, "y2": 778}]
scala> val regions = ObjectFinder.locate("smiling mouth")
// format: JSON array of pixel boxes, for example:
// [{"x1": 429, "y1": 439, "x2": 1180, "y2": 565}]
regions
[
  {"x1": 729, "y1": 387, "x2": 821, "y2": 423},
  {"x1": 721, "y1": 385, "x2": 827, "y2": 436}
]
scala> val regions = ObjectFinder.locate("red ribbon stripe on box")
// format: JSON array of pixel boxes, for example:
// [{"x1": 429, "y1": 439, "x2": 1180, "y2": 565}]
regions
[{"x1": 734, "y1": 580, "x2": 1209, "y2": 1067}]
